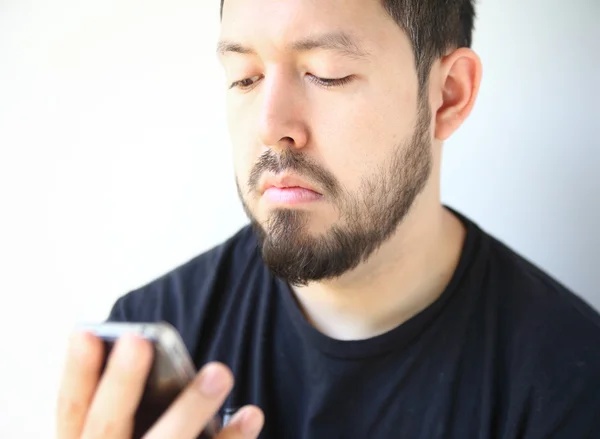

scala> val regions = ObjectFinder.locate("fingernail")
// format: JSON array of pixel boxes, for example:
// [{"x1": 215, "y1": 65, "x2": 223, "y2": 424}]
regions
[
  {"x1": 231, "y1": 407, "x2": 263, "y2": 437},
  {"x1": 198, "y1": 363, "x2": 230, "y2": 397}
]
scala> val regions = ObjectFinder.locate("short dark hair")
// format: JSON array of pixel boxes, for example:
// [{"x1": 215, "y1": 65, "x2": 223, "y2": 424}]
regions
[
  {"x1": 383, "y1": 0, "x2": 476, "y2": 93},
  {"x1": 219, "y1": 0, "x2": 476, "y2": 94}
]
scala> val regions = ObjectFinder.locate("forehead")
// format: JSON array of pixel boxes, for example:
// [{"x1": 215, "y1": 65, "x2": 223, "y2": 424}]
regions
[{"x1": 219, "y1": 0, "x2": 404, "y2": 58}]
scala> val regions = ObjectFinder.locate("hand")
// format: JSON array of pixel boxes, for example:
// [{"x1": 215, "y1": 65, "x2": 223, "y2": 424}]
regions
[{"x1": 57, "y1": 331, "x2": 264, "y2": 439}]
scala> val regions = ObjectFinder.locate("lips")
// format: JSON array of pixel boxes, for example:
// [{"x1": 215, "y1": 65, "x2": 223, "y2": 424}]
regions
[
  {"x1": 260, "y1": 174, "x2": 322, "y2": 195},
  {"x1": 259, "y1": 174, "x2": 323, "y2": 205}
]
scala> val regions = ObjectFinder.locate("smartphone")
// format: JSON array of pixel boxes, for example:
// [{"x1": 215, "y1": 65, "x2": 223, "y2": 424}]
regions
[{"x1": 76, "y1": 321, "x2": 222, "y2": 439}]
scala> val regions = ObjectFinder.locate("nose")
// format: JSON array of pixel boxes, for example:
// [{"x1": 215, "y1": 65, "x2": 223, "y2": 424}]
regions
[{"x1": 257, "y1": 73, "x2": 309, "y2": 153}]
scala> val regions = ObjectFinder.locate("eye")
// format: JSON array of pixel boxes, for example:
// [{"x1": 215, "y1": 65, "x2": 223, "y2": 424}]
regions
[
  {"x1": 308, "y1": 74, "x2": 353, "y2": 88},
  {"x1": 229, "y1": 75, "x2": 261, "y2": 90},
  {"x1": 228, "y1": 74, "x2": 354, "y2": 91}
]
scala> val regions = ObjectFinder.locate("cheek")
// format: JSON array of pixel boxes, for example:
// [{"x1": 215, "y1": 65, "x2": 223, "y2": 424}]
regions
[
  {"x1": 227, "y1": 107, "x2": 257, "y2": 187},
  {"x1": 232, "y1": 147, "x2": 254, "y2": 192},
  {"x1": 316, "y1": 80, "x2": 418, "y2": 190},
  {"x1": 314, "y1": 106, "x2": 401, "y2": 194}
]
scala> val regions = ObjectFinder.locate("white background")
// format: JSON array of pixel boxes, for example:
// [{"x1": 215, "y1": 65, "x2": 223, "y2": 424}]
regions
[{"x1": 0, "y1": 0, "x2": 598, "y2": 437}]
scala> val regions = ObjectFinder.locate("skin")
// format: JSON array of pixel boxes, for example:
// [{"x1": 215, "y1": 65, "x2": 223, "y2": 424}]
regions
[
  {"x1": 221, "y1": 0, "x2": 482, "y2": 339},
  {"x1": 57, "y1": 332, "x2": 264, "y2": 439},
  {"x1": 57, "y1": 0, "x2": 481, "y2": 437}
]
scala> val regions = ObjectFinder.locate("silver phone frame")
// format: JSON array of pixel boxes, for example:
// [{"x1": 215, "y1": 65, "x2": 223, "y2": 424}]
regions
[{"x1": 76, "y1": 321, "x2": 197, "y2": 387}]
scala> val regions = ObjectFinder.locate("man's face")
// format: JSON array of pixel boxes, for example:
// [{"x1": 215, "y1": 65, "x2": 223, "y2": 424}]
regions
[{"x1": 219, "y1": 0, "x2": 433, "y2": 285}]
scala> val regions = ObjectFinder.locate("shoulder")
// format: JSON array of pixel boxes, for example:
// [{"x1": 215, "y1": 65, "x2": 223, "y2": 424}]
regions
[
  {"x1": 454, "y1": 210, "x2": 600, "y2": 345},
  {"x1": 107, "y1": 225, "x2": 262, "y2": 324},
  {"x1": 485, "y1": 232, "x2": 600, "y2": 343},
  {"x1": 479, "y1": 229, "x2": 600, "y2": 435},
  {"x1": 458, "y1": 213, "x2": 600, "y2": 378}
]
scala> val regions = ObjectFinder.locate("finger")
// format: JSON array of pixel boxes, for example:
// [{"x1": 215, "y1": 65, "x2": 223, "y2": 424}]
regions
[
  {"x1": 57, "y1": 331, "x2": 105, "y2": 439},
  {"x1": 144, "y1": 362, "x2": 233, "y2": 439},
  {"x1": 81, "y1": 334, "x2": 153, "y2": 439},
  {"x1": 216, "y1": 406, "x2": 264, "y2": 439}
]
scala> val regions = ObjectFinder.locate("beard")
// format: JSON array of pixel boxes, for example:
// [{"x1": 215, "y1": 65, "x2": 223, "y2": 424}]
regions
[{"x1": 237, "y1": 101, "x2": 432, "y2": 286}]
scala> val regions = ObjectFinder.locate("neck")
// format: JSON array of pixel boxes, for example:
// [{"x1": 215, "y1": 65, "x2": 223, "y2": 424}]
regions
[{"x1": 291, "y1": 197, "x2": 466, "y2": 340}]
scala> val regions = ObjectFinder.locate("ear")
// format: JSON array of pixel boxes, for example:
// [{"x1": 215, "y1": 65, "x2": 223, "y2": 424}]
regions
[{"x1": 434, "y1": 48, "x2": 482, "y2": 141}]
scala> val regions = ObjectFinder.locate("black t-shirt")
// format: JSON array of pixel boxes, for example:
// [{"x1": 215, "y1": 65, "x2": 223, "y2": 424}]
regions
[{"x1": 107, "y1": 210, "x2": 600, "y2": 438}]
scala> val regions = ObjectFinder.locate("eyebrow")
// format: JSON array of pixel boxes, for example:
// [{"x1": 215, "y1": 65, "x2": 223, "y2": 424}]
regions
[{"x1": 216, "y1": 31, "x2": 371, "y2": 61}]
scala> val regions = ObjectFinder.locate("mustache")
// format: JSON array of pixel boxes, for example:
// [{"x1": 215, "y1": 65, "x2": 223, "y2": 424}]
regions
[{"x1": 248, "y1": 149, "x2": 341, "y2": 197}]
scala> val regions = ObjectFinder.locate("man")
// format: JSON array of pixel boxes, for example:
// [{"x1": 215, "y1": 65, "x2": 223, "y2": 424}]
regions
[{"x1": 57, "y1": 0, "x2": 600, "y2": 438}]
